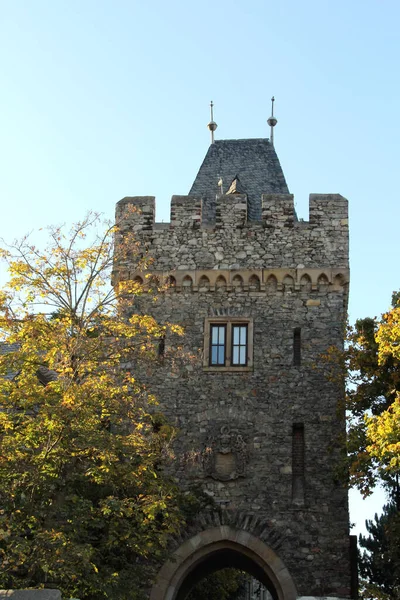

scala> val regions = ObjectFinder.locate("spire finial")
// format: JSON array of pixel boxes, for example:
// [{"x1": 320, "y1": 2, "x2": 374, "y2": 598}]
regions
[
  {"x1": 267, "y1": 96, "x2": 278, "y2": 147},
  {"x1": 207, "y1": 100, "x2": 218, "y2": 144}
]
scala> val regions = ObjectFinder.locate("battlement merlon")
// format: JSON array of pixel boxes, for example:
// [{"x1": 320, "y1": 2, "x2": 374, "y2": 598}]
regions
[
  {"x1": 217, "y1": 193, "x2": 248, "y2": 227},
  {"x1": 309, "y1": 193, "x2": 348, "y2": 224},
  {"x1": 261, "y1": 194, "x2": 295, "y2": 227},
  {"x1": 116, "y1": 197, "x2": 155, "y2": 232},
  {"x1": 170, "y1": 196, "x2": 202, "y2": 228}
]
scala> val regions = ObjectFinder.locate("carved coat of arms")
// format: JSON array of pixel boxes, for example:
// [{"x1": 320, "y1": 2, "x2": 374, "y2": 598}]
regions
[{"x1": 203, "y1": 425, "x2": 248, "y2": 481}]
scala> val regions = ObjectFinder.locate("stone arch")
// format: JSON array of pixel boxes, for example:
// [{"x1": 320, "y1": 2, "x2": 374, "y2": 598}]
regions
[
  {"x1": 198, "y1": 274, "x2": 210, "y2": 291},
  {"x1": 266, "y1": 274, "x2": 277, "y2": 292},
  {"x1": 249, "y1": 274, "x2": 261, "y2": 291},
  {"x1": 317, "y1": 273, "x2": 329, "y2": 291},
  {"x1": 148, "y1": 274, "x2": 160, "y2": 289},
  {"x1": 232, "y1": 274, "x2": 244, "y2": 290},
  {"x1": 150, "y1": 526, "x2": 297, "y2": 600},
  {"x1": 182, "y1": 275, "x2": 193, "y2": 290},
  {"x1": 333, "y1": 273, "x2": 345, "y2": 287},
  {"x1": 166, "y1": 275, "x2": 176, "y2": 288},
  {"x1": 299, "y1": 273, "x2": 312, "y2": 291},
  {"x1": 283, "y1": 274, "x2": 294, "y2": 291},
  {"x1": 215, "y1": 274, "x2": 227, "y2": 291}
]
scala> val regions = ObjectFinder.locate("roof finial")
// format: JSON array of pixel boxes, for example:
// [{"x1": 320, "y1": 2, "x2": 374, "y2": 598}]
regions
[
  {"x1": 267, "y1": 96, "x2": 278, "y2": 147},
  {"x1": 207, "y1": 101, "x2": 218, "y2": 144}
]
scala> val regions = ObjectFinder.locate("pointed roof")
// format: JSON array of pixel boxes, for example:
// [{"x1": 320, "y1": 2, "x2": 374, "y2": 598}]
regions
[{"x1": 189, "y1": 138, "x2": 289, "y2": 221}]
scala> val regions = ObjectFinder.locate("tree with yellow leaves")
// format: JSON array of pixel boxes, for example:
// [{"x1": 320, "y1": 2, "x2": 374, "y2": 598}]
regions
[
  {"x1": 0, "y1": 213, "x2": 184, "y2": 600},
  {"x1": 341, "y1": 292, "x2": 400, "y2": 598},
  {"x1": 369, "y1": 297, "x2": 400, "y2": 481},
  {"x1": 342, "y1": 293, "x2": 400, "y2": 498}
]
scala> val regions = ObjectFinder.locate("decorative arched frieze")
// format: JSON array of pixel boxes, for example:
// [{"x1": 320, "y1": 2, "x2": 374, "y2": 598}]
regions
[{"x1": 125, "y1": 268, "x2": 349, "y2": 294}]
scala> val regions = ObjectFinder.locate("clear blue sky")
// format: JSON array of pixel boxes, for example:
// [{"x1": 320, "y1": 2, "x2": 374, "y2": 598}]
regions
[{"x1": 1, "y1": 0, "x2": 399, "y2": 535}]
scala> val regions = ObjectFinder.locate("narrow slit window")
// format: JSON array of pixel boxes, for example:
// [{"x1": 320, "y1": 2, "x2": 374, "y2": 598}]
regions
[
  {"x1": 293, "y1": 327, "x2": 301, "y2": 366},
  {"x1": 232, "y1": 324, "x2": 248, "y2": 366},
  {"x1": 292, "y1": 423, "x2": 305, "y2": 505},
  {"x1": 158, "y1": 335, "x2": 165, "y2": 357},
  {"x1": 210, "y1": 324, "x2": 226, "y2": 366}
]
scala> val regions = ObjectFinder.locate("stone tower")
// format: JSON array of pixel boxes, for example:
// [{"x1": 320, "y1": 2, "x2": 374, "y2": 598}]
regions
[{"x1": 114, "y1": 137, "x2": 354, "y2": 600}]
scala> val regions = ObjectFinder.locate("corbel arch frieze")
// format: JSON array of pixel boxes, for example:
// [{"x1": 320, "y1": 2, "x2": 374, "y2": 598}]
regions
[{"x1": 126, "y1": 268, "x2": 349, "y2": 293}]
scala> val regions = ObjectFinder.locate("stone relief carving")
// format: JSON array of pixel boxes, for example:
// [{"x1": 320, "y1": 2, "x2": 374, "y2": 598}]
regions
[{"x1": 203, "y1": 425, "x2": 248, "y2": 481}]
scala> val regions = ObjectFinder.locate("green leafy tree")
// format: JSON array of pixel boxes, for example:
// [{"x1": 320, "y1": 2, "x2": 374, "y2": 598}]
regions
[
  {"x1": 359, "y1": 503, "x2": 400, "y2": 599},
  {"x1": 186, "y1": 568, "x2": 247, "y2": 600},
  {"x1": 0, "y1": 213, "x2": 184, "y2": 600}
]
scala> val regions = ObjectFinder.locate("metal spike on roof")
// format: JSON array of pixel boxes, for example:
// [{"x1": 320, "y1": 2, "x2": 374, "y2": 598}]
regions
[
  {"x1": 267, "y1": 96, "x2": 278, "y2": 147},
  {"x1": 207, "y1": 101, "x2": 218, "y2": 144}
]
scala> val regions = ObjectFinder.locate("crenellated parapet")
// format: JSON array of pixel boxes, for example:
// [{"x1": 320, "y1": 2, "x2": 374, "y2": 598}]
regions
[{"x1": 115, "y1": 193, "x2": 349, "y2": 272}]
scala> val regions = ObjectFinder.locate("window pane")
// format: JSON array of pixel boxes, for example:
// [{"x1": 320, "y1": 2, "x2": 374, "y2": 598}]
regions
[
  {"x1": 240, "y1": 326, "x2": 247, "y2": 344},
  {"x1": 210, "y1": 325, "x2": 225, "y2": 366},
  {"x1": 212, "y1": 325, "x2": 225, "y2": 344},
  {"x1": 239, "y1": 346, "x2": 246, "y2": 364},
  {"x1": 218, "y1": 346, "x2": 225, "y2": 364},
  {"x1": 212, "y1": 326, "x2": 219, "y2": 344},
  {"x1": 233, "y1": 346, "x2": 239, "y2": 364},
  {"x1": 233, "y1": 326, "x2": 240, "y2": 345},
  {"x1": 211, "y1": 346, "x2": 218, "y2": 364}
]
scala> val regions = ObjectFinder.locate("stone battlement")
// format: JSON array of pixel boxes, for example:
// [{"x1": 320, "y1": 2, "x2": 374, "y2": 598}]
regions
[{"x1": 115, "y1": 193, "x2": 349, "y2": 272}]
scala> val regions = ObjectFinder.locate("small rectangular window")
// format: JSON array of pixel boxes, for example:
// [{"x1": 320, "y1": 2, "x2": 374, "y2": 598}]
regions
[
  {"x1": 232, "y1": 324, "x2": 248, "y2": 366},
  {"x1": 293, "y1": 327, "x2": 301, "y2": 366},
  {"x1": 210, "y1": 324, "x2": 226, "y2": 366}
]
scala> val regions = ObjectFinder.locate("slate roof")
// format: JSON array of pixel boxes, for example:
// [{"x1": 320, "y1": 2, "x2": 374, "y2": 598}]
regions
[{"x1": 189, "y1": 139, "x2": 289, "y2": 221}]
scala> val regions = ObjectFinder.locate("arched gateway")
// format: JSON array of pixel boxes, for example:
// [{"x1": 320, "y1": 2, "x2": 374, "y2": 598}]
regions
[
  {"x1": 150, "y1": 526, "x2": 297, "y2": 600},
  {"x1": 114, "y1": 131, "x2": 356, "y2": 599}
]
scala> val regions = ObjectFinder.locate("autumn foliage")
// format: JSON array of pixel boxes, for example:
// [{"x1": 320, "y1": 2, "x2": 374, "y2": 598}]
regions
[
  {"x1": 0, "y1": 214, "x2": 183, "y2": 599},
  {"x1": 344, "y1": 294, "x2": 400, "y2": 498}
]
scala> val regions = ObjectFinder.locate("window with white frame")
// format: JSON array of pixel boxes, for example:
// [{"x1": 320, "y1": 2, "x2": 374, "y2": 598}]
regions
[{"x1": 204, "y1": 317, "x2": 253, "y2": 371}]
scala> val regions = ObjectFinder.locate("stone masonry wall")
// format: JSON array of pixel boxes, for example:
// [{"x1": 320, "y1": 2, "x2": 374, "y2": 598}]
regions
[{"x1": 113, "y1": 192, "x2": 351, "y2": 598}]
